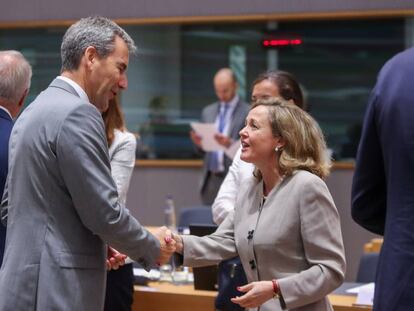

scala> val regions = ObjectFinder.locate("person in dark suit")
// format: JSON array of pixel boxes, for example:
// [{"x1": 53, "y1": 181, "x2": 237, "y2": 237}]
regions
[
  {"x1": 352, "y1": 47, "x2": 414, "y2": 311},
  {"x1": 0, "y1": 50, "x2": 32, "y2": 266},
  {"x1": 190, "y1": 68, "x2": 249, "y2": 205}
]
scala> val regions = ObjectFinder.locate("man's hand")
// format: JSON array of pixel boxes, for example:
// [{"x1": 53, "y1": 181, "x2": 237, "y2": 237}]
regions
[
  {"x1": 190, "y1": 130, "x2": 202, "y2": 147},
  {"x1": 230, "y1": 281, "x2": 274, "y2": 308},
  {"x1": 106, "y1": 246, "x2": 127, "y2": 271},
  {"x1": 214, "y1": 133, "x2": 232, "y2": 148},
  {"x1": 153, "y1": 226, "x2": 176, "y2": 266},
  {"x1": 171, "y1": 232, "x2": 184, "y2": 254}
]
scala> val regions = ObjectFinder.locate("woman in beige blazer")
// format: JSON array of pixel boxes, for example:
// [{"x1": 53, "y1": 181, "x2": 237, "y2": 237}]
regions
[{"x1": 174, "y1": 97, "x2": 346, "y2": 311}]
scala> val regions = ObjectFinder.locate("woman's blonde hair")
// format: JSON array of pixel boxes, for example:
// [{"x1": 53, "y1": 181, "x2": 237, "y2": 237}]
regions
[
  {"x1": 251, "y1": 97, "x2": 331, "y2": 179},
  {"x1": 102, "y1": 96, "x2": 126, "y2": 147}
]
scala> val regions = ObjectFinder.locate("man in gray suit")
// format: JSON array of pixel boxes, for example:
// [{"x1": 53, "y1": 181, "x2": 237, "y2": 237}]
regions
[
  {"x1": 0, "y1": 16, "x2": 174, "y2": 310},
  {"x1": 0, "y1": 50, "x2": 32, "y2": 266},
  {"x1": 190, "y1": 68, "x2": 249, "y2": 205}
]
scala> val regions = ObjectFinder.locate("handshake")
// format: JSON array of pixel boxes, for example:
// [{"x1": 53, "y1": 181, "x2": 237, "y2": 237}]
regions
[
  {"x1": 153, "y1": 226, "x2": 184, "y2": 265},
  {"x1": 106, "y1": 226, "x2": 184, "y2": 271}
]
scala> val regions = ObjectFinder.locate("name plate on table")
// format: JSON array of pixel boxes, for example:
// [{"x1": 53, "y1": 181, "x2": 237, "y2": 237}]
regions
[{"x1": 347, "y1": 283, "x2": 375, "y2": 307}]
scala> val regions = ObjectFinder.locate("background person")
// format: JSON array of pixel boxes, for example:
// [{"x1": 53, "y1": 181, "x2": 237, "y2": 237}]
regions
[
  {"x1": 0, "y1": 50, "x2": 32, "y2": 266},
  {"x1": 190, "y1": 68, "x2": 249, "y2": 205},
  {"x1": 103, "y1": 97, "x2": 136, "y2": 311},
  {"x1": 174, "y1": 97, "x2": 345, "y2": 311},
  {"x1": 212, "y1": 70, "x2": 305, "y2": 224},
  {"x1": 352, "y1": 47, "x2": 414, "y2": 311},
  {"x1": 0, "y1": 16, "x2": 174, "y2": 311}
]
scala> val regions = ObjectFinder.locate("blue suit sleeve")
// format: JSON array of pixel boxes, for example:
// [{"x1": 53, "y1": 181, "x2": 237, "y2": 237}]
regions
[{"x1": 351, "y1": 90, "x2": 386, "y2": 235}]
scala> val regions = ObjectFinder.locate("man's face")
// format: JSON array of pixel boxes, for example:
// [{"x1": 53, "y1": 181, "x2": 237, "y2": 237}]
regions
[
  {"x1": 214, "y1": 76, "x2": 237, "y2": 103},
  {"x1": 88, "y1": 36, "x2": 129, "y2": 112},
  {"x1": 251, "y1": 79, "x2": 279, "y2": 103}
]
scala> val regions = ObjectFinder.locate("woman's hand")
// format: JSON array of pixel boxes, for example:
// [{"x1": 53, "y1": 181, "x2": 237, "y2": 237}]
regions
[
  {"x1": 231, "y1": 281, "x2": 274, "y2": 308},
  {"x1": 171, "y1": 232, "x2": 184, "y2": 254}
]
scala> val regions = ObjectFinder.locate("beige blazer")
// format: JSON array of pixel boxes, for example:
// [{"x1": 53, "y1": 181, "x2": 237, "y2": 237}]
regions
[{"x1": 183, "y1": 170, "x2": 346, "y2": 311}]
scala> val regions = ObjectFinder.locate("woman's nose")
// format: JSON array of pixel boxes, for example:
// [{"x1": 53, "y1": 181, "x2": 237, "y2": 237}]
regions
[{"x1": 239, "y1": 126, "x2": 247, "y2": 138}]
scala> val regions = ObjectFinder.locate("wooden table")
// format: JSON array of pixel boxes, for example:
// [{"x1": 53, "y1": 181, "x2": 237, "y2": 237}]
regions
[{"x1": 133, "y1": 282, "x2": 372, "y2": 311}]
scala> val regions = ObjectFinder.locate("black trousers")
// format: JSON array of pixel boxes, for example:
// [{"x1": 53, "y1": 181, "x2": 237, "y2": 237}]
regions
[{"x1": 104, "y1": 263, "x2": 134, "y2": 311}]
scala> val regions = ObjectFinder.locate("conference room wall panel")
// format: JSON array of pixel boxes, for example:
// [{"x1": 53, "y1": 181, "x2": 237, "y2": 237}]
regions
[
  {"x1": 1, "y1": 18, "x2": 405, "y2": 160},
  {"x1": 1, "y1": 0, "x2": 414, "y2": 24}
]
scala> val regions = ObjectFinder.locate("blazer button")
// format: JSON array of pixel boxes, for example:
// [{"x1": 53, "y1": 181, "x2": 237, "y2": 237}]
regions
[
  {"x1": 247, "y1": 230, "x2": 254, "y2": 240},
  {"x1": 249, "y1": 259, "x2": 256, "y2": 270}
]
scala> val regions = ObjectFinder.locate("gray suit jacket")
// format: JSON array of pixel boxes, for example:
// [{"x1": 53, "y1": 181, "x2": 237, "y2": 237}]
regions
[
  {"x1": 200, "y1": 99, "x2": 249, "y2": 191},
  {"x1": 183, "y1": 170, "x2": 346, "y2": 311},
  {"x1": 0, "y1": 78, "x2": 159, "y2": 311}
]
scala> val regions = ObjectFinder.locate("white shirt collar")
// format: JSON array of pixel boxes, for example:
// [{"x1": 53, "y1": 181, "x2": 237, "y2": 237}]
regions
[
  {"x1": 57, "y1": 76, "x2": 90, "y2": 103},
  {"x1": 221, "y1": 95, "x2": 239, "y2": 109},
  {"x1": 0, "y1": 105, "x2": 12, "y2": 120}
]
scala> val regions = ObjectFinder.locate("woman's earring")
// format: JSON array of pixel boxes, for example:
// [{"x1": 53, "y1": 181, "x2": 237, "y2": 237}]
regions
[{"x1": 275, "y1": 146, "x2": 280, "y2": 152}]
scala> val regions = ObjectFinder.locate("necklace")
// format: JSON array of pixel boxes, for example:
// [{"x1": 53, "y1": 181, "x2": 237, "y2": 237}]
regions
[{"x1": 260, "y1": 174, "x2": 286, "y2": 211}]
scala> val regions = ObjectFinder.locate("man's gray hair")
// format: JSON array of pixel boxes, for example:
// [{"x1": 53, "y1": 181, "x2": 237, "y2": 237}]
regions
[
  {"x1": 61, "y1": 16, "x2": 137, "y2": 72},
  {"x1": 0, "y1": 50, "x2": 32, "y2": 104}
]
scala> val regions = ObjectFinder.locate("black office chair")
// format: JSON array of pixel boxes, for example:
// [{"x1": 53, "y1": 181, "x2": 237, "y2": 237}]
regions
[
  {"x1": 178, "y1": 205, "x2": 215, "y2": 229},
  {"x1": 356, "y1": 252, "x2": 379, "y2": 283}
]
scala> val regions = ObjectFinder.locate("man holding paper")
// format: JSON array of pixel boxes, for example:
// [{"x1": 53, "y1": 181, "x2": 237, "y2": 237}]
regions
[{"x1": 190, "y1": 68, "x2": 249, "y2": 205}]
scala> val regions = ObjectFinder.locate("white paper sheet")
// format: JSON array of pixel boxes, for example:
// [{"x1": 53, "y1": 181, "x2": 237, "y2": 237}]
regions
[
  {"x1": 190, "y1": 122, "x2": 224, "y2": 152},
  {"x1": 133, "y1": 268, "x2": 161, "y2": 280},
  {"x1": 354, "y1": 283, "x2": 375, "y2": 306},
  {"x1": 346, "y1": 282, "x2": 375, "y2": 294}
]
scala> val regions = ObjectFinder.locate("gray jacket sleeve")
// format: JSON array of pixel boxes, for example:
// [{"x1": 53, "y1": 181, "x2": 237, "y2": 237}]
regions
[
  {"x1": 56, "y1": 104, "x2": 159, "y2": 269},
  {"x1": 182, "y1": 209, "x2": 238, "y2": 267}
]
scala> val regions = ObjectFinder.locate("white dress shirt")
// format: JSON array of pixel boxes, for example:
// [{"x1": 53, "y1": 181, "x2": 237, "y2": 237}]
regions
[
  {"x1": 211, "y1": 146, "x2": 254, "y2": 224},
  {"x1": 213, "y1": 95, "x2": 239, "y2": 172}
]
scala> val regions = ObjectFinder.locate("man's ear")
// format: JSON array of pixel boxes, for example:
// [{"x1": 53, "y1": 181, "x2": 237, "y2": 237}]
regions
[
  {"x1": 17, "y1": 88, "x2": 29, "y2": 109},
  {"x1": 12, "y1": 88, "x2": 29, "y2": 118},
  {"x1": 84, "y1": 46, "x2": 98, "y2": 69}
]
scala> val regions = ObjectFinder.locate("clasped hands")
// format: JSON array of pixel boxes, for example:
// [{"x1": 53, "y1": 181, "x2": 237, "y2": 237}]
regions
[
  {"x1": 153, "y1": 226, "x2": 185, "y2": 262},
  {"x1": 152, "y1": 226, "x2": 179, "y2": 265},
  {"x1": 105, "y1": 226, "x2": 182, "y2": 271}
]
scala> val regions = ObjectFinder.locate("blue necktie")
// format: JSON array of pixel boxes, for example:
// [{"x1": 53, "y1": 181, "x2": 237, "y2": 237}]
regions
[{"x1": 208, "y1": 104, "x2": 229, "y2": 172}]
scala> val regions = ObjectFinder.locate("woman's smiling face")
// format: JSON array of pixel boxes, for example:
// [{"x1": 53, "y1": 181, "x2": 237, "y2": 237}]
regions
[{"x1": 239, "y1": 105, "x2": 280, "y2": 166}]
